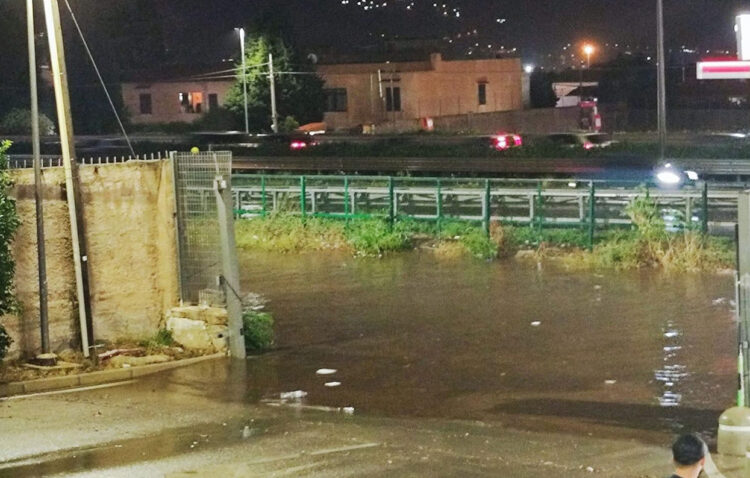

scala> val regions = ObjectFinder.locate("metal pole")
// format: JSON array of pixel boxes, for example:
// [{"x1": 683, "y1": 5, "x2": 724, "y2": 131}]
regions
[
  {"x1": 261, "y1": 175, "x2": 267, "y2": 217},
  {"x1": 436, "y1": 179, "x2": 442, "y2": 231},
  {"x1": 656, "y1": 0, "x2": 667, "y2": 160},
  {"x1": 213, "y1": 167, "x2": 246, "y2": 359},
  {"x1": 388, "y1": 176, "x2": 395, "y2": 227},
  {"x1": 43, "y1": 0, "x2": 92, "y2": 356},
  {"x1": 269, "y1": 53, "x2": 278, "y2": 133},
  {"x1": 702, "y1": 181, "x2": 709, "y2": 234},
  {"x1": 300, "y1": 175, "x2": 306, "y2": 218},
  {"x1": 588, "y1": 181, "x2": 596, "y2": 251},
  {"x1": 239, "y1": 28, "x2": 249, "y2": 135},
  {"x1": 483, "y1": 179, "x2": 491, "y2": 236},
  {"x1": 28, "y1": 0, "x2": 50, "y2": 354}
]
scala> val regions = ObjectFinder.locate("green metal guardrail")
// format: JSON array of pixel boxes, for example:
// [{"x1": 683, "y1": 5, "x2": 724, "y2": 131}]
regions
[{"x1": 230, "y1": 174, "x2": 732, "y2": 249}]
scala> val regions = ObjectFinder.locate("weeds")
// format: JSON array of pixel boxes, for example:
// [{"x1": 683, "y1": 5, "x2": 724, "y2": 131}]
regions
[
  {"x1": 243, "y1": 310, "x2": 274, "y2": 353},
  {"x1": 139, "y1": 328, "x2": 174, "y2": 349},
  {"x1": 234, "y1": 207, "x2": 734, "y2": 272}
]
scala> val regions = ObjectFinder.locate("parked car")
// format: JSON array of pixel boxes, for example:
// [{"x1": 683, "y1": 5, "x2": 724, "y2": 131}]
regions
[
  {"x1": 486, "y1": 132, "x2": 523, "y2": 151},
  {"x1": 546, "y1": 132, "x2": 614, "y2": 150}
]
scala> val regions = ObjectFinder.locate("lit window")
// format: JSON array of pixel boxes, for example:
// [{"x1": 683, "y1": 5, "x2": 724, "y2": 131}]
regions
[{"x1": 179, "y1": 92, "x2": 203, "y2": 114}]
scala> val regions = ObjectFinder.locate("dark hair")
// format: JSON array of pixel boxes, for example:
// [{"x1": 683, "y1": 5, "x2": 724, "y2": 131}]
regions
[{"x1": 672, "y1": 434, "x2": 705, "y2": 466}]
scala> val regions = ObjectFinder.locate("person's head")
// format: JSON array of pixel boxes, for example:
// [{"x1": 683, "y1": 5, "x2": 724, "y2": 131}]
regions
[{"x1": 672, "y1": 434, "x2": 706, "y2": 470}]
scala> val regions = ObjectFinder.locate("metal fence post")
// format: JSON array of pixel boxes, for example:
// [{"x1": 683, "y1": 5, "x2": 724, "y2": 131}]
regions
[
  {"x1": 588, "y1": 181, "x2": 596, "y2": 251},
  {"x1": 344, "y1": 176, "x2": 350, "y2": 221},
  {"x1": 536, "y1": 181, "x2": 543, "y2": 234},
  {"x1": 300, "y1": 175, "x2": 307, "y2": 218},
  {"x1": 702, "y1": 181, "x2": 709, "y2": 234},
  {"x1": 483, "y1": 179, "x2": 491, "y2": 236},
  {"x1": 388, "y1": 176, "x2": 395, "y2": 227},
  {"x1": 436, "y1": 178, "x2": 442, "y2": 231},
  {"x1": 261, "y1": 175, "x2": 267, "y2": 217}
]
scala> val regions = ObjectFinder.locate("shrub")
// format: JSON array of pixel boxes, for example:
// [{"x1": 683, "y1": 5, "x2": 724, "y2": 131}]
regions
[
  {"x1": 0, "y1": 109, "x2": 55, "y2": 135},
  {"x1": 243, "y1": 310, "x2": 274, "y2": 353},
  {"x1": 280, "y1": 116, "x2": 299, "y2": 132},
  {"x1": 0, "y1": 140, "x2": 19, "y2": 359}
]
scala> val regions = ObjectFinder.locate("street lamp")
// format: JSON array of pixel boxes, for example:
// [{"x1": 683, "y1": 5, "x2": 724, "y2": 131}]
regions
[
  {"x1": 583, "y1": 44, "x2": 594, "y2": 68},
  {"x1": 236, "y1": 27, "x2": 249, "y2": 134}
]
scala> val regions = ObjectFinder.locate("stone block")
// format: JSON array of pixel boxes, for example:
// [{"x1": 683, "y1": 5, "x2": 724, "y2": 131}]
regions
[
  {"x1": 168, "y1": 306, "x2": 228, "y2": 325},
  {"x1": 110, "y1": 354, "x2": 172, "y2": 368},
  {"x1": 167, "y1": 317, "x2": 213, "y2": 350},
  {"x1": 207, "y1": 325, "x2": 229, "y2": 352},
  {"x1": 23, "y1": 374, "x2": 79, "y2": 393}
]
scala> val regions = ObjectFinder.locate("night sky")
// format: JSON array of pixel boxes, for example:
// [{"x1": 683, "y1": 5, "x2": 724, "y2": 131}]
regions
[{"x1": 199, "y1": 1, "x2": 746, "y2": 54}]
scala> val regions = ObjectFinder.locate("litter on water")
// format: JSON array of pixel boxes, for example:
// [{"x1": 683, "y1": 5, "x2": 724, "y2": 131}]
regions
[
  {"x1": 530, "y1": 321, "x2": 541, "y2": 327},
  {"x1": 280, "y1": 390, "x2": 308, "y2": 400},
  {"x1": 316, "y1": 368, "x2": 337, "y2": 375},
  {"x1": 325, "y1": 381, "x2": 341, "y2": 387}
]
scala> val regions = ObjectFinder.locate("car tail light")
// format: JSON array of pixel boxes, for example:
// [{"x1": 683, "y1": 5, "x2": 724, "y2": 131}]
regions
[
  {"x1": 583, "y1": 142, "x2": 594, "y2": 150},
  {"x1": 290, "y1": 141, "x2": 307, "y2": 150},
  {"x1": 512, "y1": 135, "x2": 522, "y2": 146},
  {"x1": 494, "y1": 137, "x2": 508, "y2": 150}
]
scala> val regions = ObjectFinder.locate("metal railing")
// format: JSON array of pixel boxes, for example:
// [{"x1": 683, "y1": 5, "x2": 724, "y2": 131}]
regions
[{"x1": 230, "y1": 174, "x2": 739, "y2": 243}]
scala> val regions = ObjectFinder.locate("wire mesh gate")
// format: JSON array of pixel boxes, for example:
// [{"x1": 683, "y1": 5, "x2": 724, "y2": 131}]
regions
[{"x1": 171, "y1": 151, "x2": 232, "y2": 304}]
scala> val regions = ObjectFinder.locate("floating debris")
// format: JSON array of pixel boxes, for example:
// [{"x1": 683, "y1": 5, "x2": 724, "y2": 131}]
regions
[
  {"x1": 604, "y1": 379, "x2": 616, "y2": 385},
  {"x1": 280, "y1": 390, "x2": 308, "y2": 400},
  {"x1": 325, "y1": 381, "x2": 342, "y2": 387},
  {"x1": 530, "y1": 321, "x2": 541, "y2": 327},
  {"x1": 316, "y1": 368, "x2": 337, "y2": 375}
]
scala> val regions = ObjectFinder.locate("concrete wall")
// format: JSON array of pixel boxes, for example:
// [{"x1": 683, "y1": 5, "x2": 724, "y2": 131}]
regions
[
  {"x1": 4, "y1": 160, "x2": 179, "y2": 358},
  {"x1": 122, "y1": 80, "x2": 232, "y2": 124},
  {"x1": 432, "y1": 106, "x2": 581, "y2": 134}
]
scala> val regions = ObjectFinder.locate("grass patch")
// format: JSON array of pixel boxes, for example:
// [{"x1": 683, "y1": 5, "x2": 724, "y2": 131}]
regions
[
  {"x1": 234, "y1": 208, "x2": 734, "y2": 272},
  {"x1": 243, "y1": 310, "x2": 275, "y2": 353},
  {"x1": 139, "y1": 328, "x2": 175, "y2": 350}
]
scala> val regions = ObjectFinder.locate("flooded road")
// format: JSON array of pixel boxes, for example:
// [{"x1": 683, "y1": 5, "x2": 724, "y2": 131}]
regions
[{"x1": 239, "y1": 251, "x2": 737, "y2": 441}]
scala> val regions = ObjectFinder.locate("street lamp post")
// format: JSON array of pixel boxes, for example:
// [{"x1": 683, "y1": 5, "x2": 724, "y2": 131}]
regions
[
  {"x1": 656, "y1": 0, "x2": 667, "y2": 160},
  {"x1": 237, "y1": 27, "x2": 249, "y2": 134}
]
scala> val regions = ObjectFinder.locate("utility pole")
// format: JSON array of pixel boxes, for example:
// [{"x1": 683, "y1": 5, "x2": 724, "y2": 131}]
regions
[
  {"x1": 28, "y1": 0, "x2": 50, "y2": 355},
  {"x1": 268, "y1": 53, "x2": 278, "y2": 133},
  {"x1": 43, "y1": 0, "x2": 93, "y2": 357},
  {"x1": 656, "y1": 0, "x2": 667, "y2": 160}
]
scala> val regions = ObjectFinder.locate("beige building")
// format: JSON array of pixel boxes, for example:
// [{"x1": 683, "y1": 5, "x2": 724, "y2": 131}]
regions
[
  {"x1": 317, "y1": 53, "x2": 523, "y2": 130},
  {"x1": 121, "y1": 77, "x2": 232, "y2": 124}
]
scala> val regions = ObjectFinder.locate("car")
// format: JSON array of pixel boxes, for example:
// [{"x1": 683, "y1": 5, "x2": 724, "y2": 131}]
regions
[
  {"x1": 653, "y1": 162, "x2": 699, "y2": 188},
  {"x1": 486, "y1": 132, "x2": 523, "y2": 151},
  {"x1": 546, "y1": 132, "x2": 614, "y2": 150}
]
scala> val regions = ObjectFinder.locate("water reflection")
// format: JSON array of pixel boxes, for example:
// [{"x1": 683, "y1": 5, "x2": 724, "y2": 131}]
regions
[
  {"x1": 239, "y1": 251, "x2": 736, "y2": 437},
  {"x1": 655, "y1": 323, "x2": 688, "y2": 408}
]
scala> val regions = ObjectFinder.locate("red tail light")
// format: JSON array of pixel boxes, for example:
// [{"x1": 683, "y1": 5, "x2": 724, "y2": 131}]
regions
[
  {"x1": 290, "y1": 141, "x2": 307, "y2": 150},
  {"x1": 513, "y1": 135, "x2": 522, "y2": 146},
  {"x1": 583, "y1": 142, "x2": 594, "y2": 150}
]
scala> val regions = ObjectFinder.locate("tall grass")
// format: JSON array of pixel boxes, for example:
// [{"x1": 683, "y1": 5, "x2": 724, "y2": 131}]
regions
[{"x1": 234, "y1": 208, "x2": 734, "y2": 272}]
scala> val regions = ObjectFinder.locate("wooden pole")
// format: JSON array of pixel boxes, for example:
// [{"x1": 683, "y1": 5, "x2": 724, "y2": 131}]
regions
[{"x1": 43, "y1": 0, "x2": 92, "y2": 356}]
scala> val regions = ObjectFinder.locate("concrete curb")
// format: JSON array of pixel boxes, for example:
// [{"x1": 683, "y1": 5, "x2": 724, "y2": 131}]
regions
[{"x1": 0, "y1": 353, "x2": 226, "y2": 398}]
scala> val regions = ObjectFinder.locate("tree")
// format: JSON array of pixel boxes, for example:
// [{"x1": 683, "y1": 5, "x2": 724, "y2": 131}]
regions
[{"x1": 224, "y1": 35, "x2": 325, "y2": 132}]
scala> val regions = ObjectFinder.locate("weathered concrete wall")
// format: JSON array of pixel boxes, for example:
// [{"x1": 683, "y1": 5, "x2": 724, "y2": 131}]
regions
[
  {"x1": 4, "y1": 160, "x2": 179, "y2": 358},
  {"x1": 433, "y1": 106, "x2": 581, "y2": 134}
]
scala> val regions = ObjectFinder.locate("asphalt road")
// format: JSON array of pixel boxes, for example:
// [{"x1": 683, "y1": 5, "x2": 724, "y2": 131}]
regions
[{"x1": 1, "y1": 358, "x2": 742, "y2": 477}]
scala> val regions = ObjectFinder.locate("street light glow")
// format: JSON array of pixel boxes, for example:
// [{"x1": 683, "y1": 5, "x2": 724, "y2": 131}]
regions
[{"x1": 524, "y1": 64, "x2": 534, "y2": 74}]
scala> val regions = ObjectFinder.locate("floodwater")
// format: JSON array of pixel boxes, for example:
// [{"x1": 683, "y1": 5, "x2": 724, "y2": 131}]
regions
[{"x1": 239, "y1": 250, "x2": 737, "y2": 442}]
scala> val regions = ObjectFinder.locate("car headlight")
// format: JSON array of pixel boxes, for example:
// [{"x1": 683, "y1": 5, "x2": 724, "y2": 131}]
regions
[
  {"x1": 656, "y1": 170, "x2": 681, "y2": 185},
  {"x1": 685, "y1": 170, "x2": 699, "y2": 181}
]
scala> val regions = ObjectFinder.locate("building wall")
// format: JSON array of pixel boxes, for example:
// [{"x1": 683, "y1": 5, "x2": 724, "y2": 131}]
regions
[
  {"x1": 4, "y1": 160, "x2": 179, "y2": 358},
  {"x1": 318, "y1": 55, "x2": 523, "y2": 130},
  {"x1": 122, "y1": 80, "x2": 233, "y2": 124}
]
